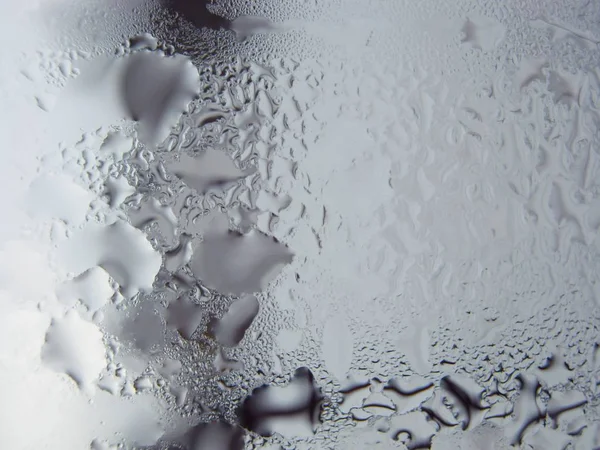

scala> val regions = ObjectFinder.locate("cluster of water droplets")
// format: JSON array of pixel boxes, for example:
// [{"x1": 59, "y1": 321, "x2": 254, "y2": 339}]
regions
[{"x1": 2, "y1": 0, "x2": 600, "y2": 448}]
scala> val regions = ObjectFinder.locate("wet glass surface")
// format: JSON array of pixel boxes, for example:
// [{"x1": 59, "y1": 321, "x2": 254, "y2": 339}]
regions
[{"x1": 1, "y1": 0, "x2": 600, "y2": 448}]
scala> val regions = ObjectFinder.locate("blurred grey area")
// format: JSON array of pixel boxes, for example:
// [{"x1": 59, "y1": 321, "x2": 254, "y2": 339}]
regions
[{"x1": 1, "y1": 0, "x2": 600, "y2": 449}]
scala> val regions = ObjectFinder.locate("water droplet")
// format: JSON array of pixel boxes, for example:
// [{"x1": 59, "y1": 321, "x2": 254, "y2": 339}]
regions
[
  {"x1": 56, "y1": 220, "x2": 162, "y2": 299},
  {"x1": 169, "y1": 149, "x2": 255, "y2": 195},
  {"x1": 190, "y1": 215, "x2": 293, "y2": 295},
  {"x1": 41, "y1": 311, "x2": 106, "y2": 392},
  {"x1": 239, "y1": 367, "x2": 323, "y2": 437},
  {"x1": 211, "y1": 294, "x2": 259, "y2": 347}
]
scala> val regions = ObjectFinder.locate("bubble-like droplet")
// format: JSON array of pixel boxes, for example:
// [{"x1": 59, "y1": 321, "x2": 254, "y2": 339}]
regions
[{"x1": 239, "y1": 367, "x2": 324, "y2": 438}]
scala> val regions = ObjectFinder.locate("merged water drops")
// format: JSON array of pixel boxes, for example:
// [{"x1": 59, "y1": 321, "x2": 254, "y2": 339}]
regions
[{"x1": 1, "y1": 0, "x2": 600, "y2": 449}]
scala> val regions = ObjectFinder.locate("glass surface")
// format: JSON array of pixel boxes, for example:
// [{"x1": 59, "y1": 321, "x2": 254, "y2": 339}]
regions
[{"x1": 1, "y1": 0, "x2": 600, "y2": 449}]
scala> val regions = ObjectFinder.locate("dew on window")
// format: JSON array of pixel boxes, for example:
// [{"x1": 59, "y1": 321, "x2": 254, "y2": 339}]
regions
[{"x1": 1, "y1": 0, "x2": 600, "y2": 449}]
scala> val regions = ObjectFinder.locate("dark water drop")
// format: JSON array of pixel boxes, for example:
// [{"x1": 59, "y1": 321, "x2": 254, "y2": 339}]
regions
[
  {"x1": 169, "y1": 150, "x2": 255, "y2": 195},
  {"x1": 161, "y1": 0, "x2": 229, "y2": 31},
  {"x1": 210, "y1": 294, "x2": 259, "y2": 347},
  {"x1": 186, "y1": 421, "x2": 245, "y2": 450},
  {"x1": 239, "y1": 367, "x2": 324, "y2": 437},
  {"x1": 166, "y1": 296, "x2": 205, "y2": 340}
]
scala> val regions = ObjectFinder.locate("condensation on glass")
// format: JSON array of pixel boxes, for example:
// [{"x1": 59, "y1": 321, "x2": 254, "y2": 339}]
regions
[{"x1": 0, "y1": 0, "x2": 599, "y2": 449}]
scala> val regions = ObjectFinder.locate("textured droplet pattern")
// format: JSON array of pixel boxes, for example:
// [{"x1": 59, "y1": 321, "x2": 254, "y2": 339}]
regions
[{"x1": 1, "y1": 0, "x2": 600, "y2": 449}]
